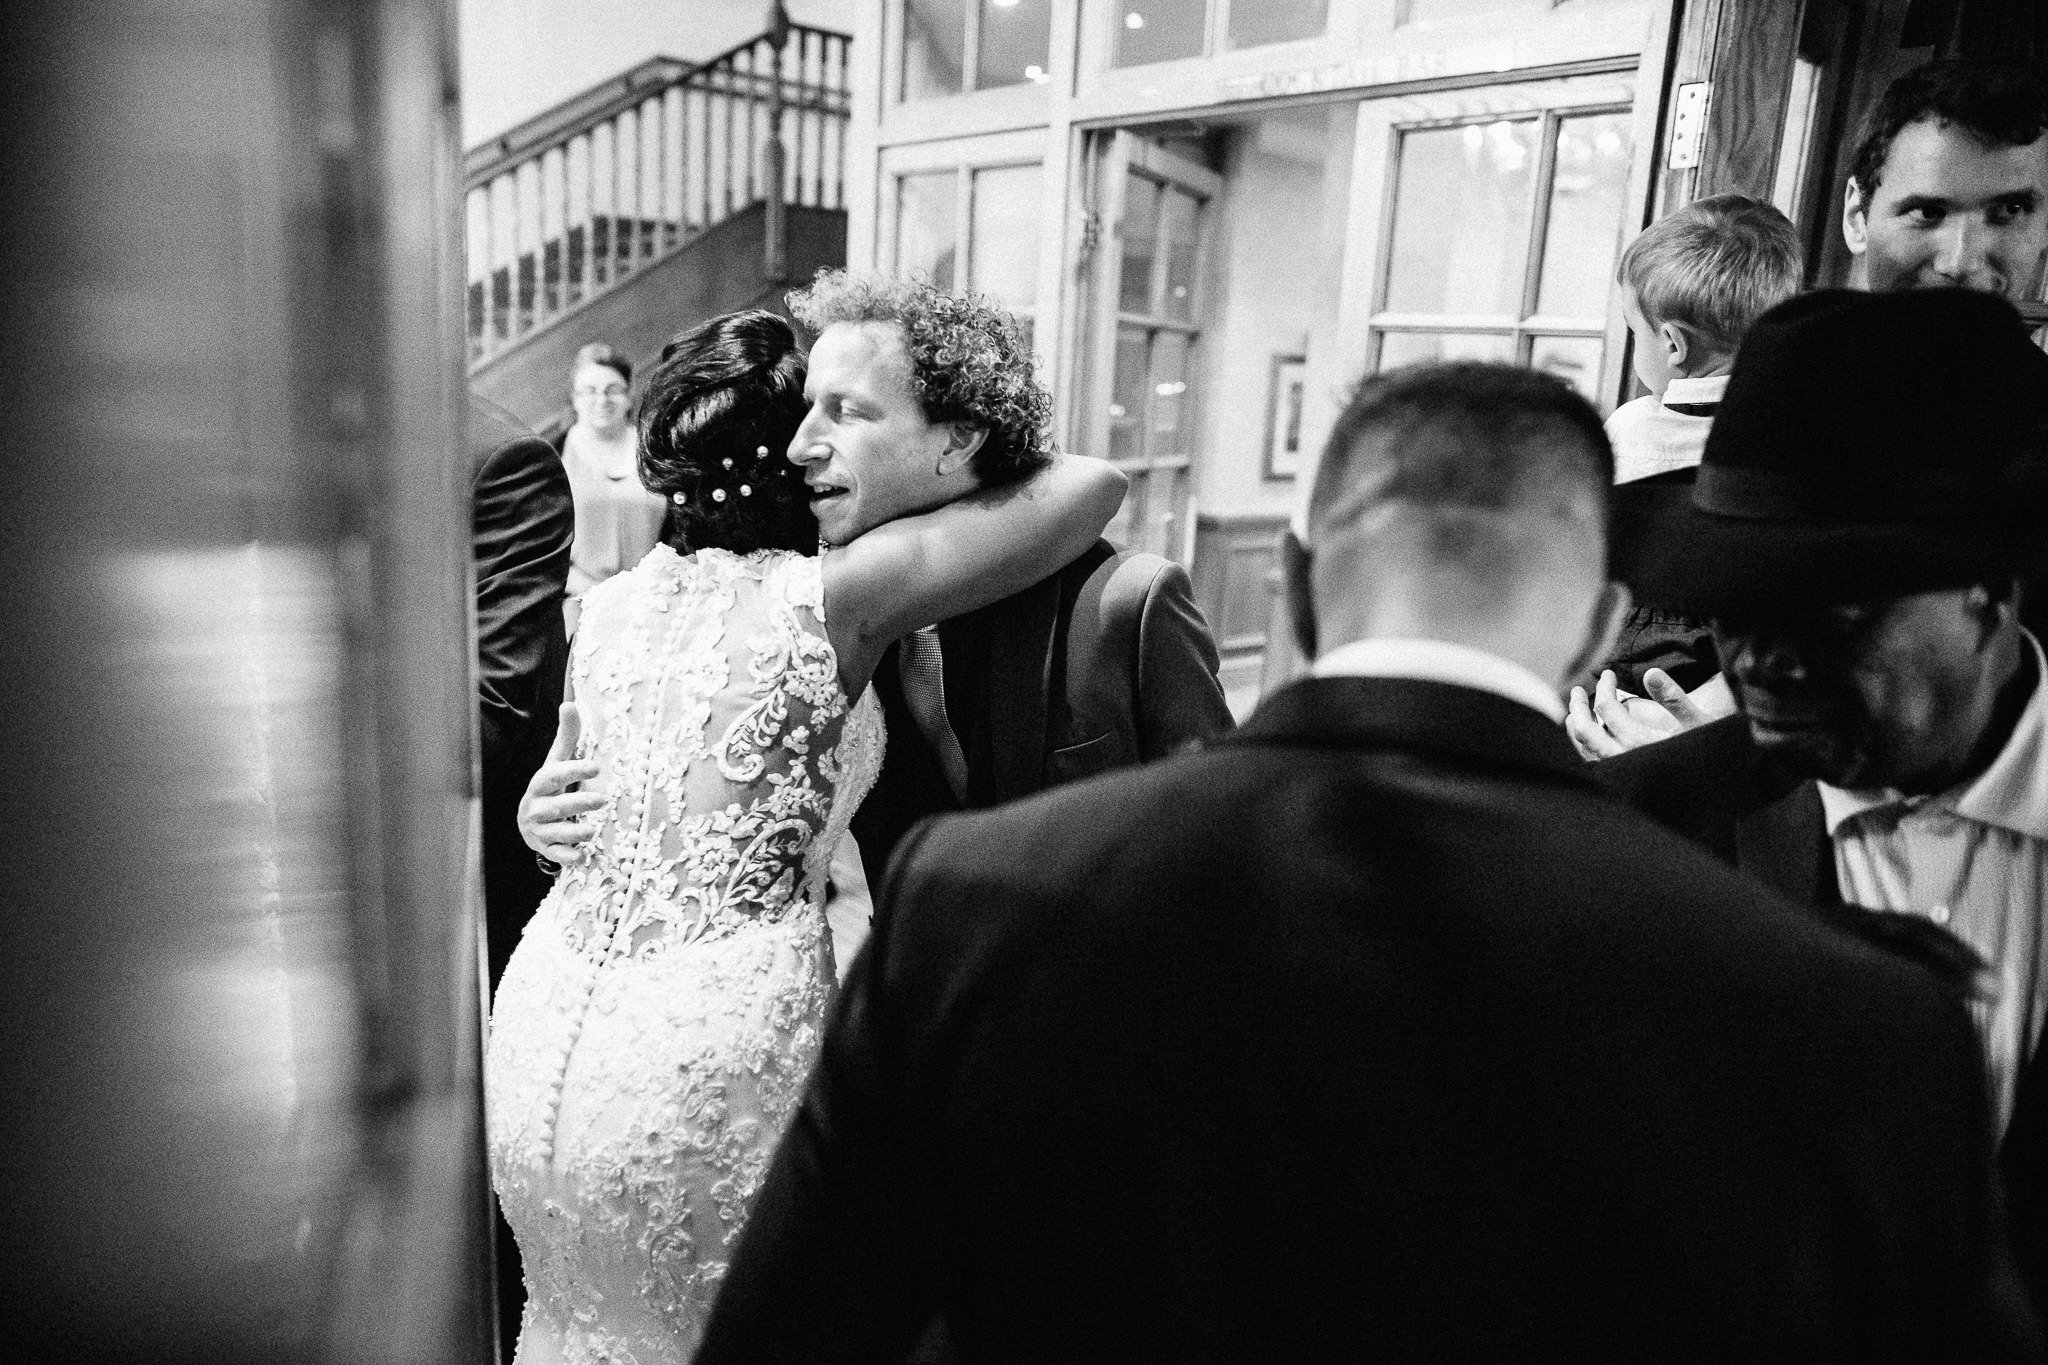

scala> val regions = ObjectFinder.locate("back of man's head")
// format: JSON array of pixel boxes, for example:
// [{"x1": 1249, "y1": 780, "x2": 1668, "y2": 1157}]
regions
[
  {"x1": 1299, "y1": 363, "x2": 1617, "y2": 683},
  {"x1": 1851, "y1": 58, "x2": 2048, "y2": 205},
  {"x1": 1618, "y1": 193, "x2": 1803, "y2": 354}
]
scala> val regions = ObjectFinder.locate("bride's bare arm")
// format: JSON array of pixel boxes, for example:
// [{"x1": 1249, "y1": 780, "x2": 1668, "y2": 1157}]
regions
[{"x1": 822, "y1": 454, "x2": 1125, "y2": 681}]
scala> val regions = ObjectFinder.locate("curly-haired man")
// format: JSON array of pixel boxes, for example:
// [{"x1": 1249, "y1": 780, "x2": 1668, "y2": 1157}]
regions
[{"x1": 785, "y1": 268, "x2": 1232, "y2": 893}]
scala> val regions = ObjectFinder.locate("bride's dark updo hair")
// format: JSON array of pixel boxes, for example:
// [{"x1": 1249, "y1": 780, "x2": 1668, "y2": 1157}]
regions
[{"x1": 638, "y1": 309, "x2": 817, "y2": 555}]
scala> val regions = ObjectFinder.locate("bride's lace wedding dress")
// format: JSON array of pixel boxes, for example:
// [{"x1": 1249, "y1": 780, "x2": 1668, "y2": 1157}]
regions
[{"x1": 486, "y1": 544, "x2": 883, "y2": 1364}]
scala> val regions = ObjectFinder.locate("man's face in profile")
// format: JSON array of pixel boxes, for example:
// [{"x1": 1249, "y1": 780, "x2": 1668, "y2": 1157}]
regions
[
  {"x1": 1845, "y1": 117, "x2": 2048, "y2": 299},
  {"x1": 1712, "y1": 589, "x2": 1994, "y2": 792},
  {"x1": 789, "y1": 321, "x2": 959, "y2": 546}
]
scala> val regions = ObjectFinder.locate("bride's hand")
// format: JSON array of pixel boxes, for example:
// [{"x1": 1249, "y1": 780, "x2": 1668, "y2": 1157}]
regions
[{"x1": 519, "y1": 703, "x2": 605, "y2": 864}]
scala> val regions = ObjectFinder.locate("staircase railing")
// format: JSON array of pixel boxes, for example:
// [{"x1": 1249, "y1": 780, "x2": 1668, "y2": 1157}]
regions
[{"x1": 464, "y1": 21, "x2": 851, "y2": 369}]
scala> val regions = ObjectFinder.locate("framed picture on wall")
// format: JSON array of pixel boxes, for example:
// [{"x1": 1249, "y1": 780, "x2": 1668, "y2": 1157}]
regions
[{"x1": 1263, "y1": 353, "x2": 1308, "y2": 480}]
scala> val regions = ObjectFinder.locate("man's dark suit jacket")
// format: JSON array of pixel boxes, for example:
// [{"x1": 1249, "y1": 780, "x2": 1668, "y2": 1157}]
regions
[
  {"x1": 848, "y1": 538, "x2": 1232, "y2": 888},
  {"x1": 1584, "y1": 467, "x2": 1718, "y2": 694},
  {"x1": 700, "y1": 677, "x2": 2028, "y2": 1363},
  {"x1": 471, "y1": 398, "x2": 574, "y2": 992},
  {"x1": 1604, "y1": 713, "x2": 2048, "y2": 1328}
]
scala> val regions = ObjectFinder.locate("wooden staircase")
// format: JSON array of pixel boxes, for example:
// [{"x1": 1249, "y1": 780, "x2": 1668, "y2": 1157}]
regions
[{"x1": 464, "y1": 19, "x2": 850, "y2": 435}]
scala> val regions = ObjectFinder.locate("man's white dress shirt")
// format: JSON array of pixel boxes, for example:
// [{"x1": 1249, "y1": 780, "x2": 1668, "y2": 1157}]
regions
[{"x1": 1820, "y1": 632, "x2": 2048, "y2": 1132}]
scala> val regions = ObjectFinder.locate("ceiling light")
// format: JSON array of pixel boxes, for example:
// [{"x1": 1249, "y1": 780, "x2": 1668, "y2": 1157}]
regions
[{"x1": 1126, "y1": 12, "x2": 1146, "y2": 29}]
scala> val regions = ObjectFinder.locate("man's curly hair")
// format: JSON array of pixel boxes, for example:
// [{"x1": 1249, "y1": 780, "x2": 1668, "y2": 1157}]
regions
[{"x1": 786, "y1": 269, "x2": 1054, "y2": 489}]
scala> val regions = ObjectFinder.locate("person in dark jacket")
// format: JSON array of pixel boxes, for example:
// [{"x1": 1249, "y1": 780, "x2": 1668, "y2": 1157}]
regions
[{"x1": 471, "y1": 396, "x2": 574, "y2": 990}]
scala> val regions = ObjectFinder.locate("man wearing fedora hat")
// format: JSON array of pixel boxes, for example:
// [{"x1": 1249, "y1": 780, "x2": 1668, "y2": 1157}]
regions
[{"x1": 1603, "y1": 286, "x2": 2048, "y2": 1318}]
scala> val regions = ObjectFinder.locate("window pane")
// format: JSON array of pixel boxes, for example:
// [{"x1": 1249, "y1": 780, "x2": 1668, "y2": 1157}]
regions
[
  {"x1": 1160, "y1": 188, "x2": 1199, "y2": 322},
  {"x1": 902, "y1": 0, "x2": 965, "y2": 102},
  {"x1": 1227, "y1": 0, "x2": 1326, "y2": 49},
  {"x1": 1376, "y1": 331, "x2": 1514, "y2": 372},
  {"x1": 1535, "y1": 112, "x2": 1633, "y2": 319},
  {"x1": 1383, "y1": 121, "x2": 1538, "y2": 316},
  {"x1": 896, "y1": 172, "x2": 958, "y2": 292},
  {"x1": 1119, "y1": 173, "x2": 1160, "y2": 314},
  {"x1": 1114, "y1": 1, "x2": 1207, "y2": 67},
  {"x1": 1109, "y1": 324, "x2": 1149, "y2": 459},
  {"x1": 1530, "y1": 335, "x2": 1604, "y2": 400},
  {"x1": 1147, "y1": 330, "x2": 1192, "y2": 452},
  {"x1": 976, "y1": 0, "x2": 1053, "y2": 90},
  {"x1": 970, "y1": 164, "x2": 1042, "y2": 309}
]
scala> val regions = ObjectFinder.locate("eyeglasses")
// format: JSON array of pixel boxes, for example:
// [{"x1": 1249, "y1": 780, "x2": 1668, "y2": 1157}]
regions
[{"x1": 575, "y1": 385, "x2": 628, "y2": 400}]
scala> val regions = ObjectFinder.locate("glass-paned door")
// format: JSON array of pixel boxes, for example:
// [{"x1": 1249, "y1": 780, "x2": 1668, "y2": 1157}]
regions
[
  {"x1": 1084, "y1": 131, "x2": 1220, "y2": 561},
  {"x1": 1360, "y1": 84, "x2": 1634, "y2": 401}
]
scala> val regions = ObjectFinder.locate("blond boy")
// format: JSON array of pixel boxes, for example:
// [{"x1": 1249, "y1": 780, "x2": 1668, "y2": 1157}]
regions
[{"x1": 1609, "y1": 194, "x2": 1802, "y2": 483}]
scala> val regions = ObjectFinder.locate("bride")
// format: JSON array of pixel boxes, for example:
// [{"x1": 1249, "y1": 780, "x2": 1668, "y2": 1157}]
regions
[{"x1": 484, "y1": 306, "x2": 1121, "y2": 1364}]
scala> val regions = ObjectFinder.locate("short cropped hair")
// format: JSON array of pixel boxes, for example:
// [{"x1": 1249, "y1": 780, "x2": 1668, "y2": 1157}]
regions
[
  {"x1": 1309, "y1": 362, "x2": 1612, "y2": 541},
  {"x1": 1850, "y1": 59, "x2": 2048, "y2": 205},
  {"x1": 786, "y1": 269, "x2": 1053, "y2": 489},
  {"x1": 1617, "y1": 194, "x2": 1802, "y2": 355},
  {"x1": 637, "y1": 310, "x2": 816, "y2": 556}
]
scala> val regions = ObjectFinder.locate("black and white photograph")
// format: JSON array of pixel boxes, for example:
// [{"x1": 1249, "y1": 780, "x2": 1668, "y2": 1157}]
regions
[{"x1": 9, "y1": 1, "x2": 2048, "y2": 1362}]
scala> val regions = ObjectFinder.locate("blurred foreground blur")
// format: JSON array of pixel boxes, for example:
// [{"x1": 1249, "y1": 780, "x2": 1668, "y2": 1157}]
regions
[{"x1": 0, "y1": 1, "x2": 490, "y2": 1360}]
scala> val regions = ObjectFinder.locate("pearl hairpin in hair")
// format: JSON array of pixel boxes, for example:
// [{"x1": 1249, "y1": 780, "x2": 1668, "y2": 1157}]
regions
[
  {"x1": 712, "y1": 488, "x2": 727, "y2": 502},
  {"x1": 671, "y1": 491, "x2": 687, "y2": 505},
  {"x1": 739, "y1": 485, "x2": 751, "y2": 497},
  {"x1": 756, "y1": 446, "x2": 770, "y2": 457}
]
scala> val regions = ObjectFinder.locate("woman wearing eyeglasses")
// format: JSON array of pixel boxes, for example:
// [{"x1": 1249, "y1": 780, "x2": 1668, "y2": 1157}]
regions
[{"x1": 560, "y1": 341, "x2": 666, "y2": 635}]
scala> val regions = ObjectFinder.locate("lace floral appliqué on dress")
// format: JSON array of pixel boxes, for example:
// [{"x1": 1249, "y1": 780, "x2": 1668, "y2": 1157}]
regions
[{"x1": 486, "y1": 545, "x2": 883, "y2": 1365}]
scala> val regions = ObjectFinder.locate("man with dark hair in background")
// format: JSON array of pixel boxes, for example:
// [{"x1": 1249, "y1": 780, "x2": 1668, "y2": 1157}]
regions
[
  {"x1": 695, "y1": 361, "x2": 2030, "y2": 1364},
  {"x1": 1843, "y1": 58, "x2": 2048, "y2": 299}
]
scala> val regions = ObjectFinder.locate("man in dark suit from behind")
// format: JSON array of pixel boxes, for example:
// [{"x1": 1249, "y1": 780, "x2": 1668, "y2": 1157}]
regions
[
  {"x1": 470, "y1": 395, "x2": 573, "y2": 1364},
  {"x1": 697, "y1": 362, "x2": 2031, "y2": 1363},
  {"x1": 1601, "y1": 288, "x2": 2048, "y2": 1326}
]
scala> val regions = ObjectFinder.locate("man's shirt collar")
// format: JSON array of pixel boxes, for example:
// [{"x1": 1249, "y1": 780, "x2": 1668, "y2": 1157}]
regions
[
  {"x1": 1311, "y1": 637, "x2": 1565, "y2": 725},
  {"x1": 1820, "y1": 630, "x2": 2048, "y2": 841}
]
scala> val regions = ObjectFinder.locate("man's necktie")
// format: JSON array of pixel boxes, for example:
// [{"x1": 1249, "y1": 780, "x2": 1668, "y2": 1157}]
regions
[{"x1": 897, "y1": 626, "x2": 970, "y2": 803}]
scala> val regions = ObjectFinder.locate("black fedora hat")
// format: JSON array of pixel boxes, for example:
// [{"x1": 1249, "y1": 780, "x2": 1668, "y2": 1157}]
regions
[{"x1": 1628, "y1": 288, "x2": 2048, "y2": 615}]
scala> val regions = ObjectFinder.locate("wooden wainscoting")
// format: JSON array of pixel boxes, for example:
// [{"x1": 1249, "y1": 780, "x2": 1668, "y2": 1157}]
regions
[{"x1": 1190, "y1": 512, "x2": 1290, "y2": 720}]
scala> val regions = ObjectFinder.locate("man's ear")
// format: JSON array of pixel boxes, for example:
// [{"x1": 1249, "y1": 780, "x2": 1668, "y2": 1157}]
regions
[
  {"x1": 935, "y1": 424, "x2": 989, "y2": 477},
  {"x1": 1281, "y1": 529, "x2": 1317, "y2": 662},
  {"x1": 1842, "y1": 176, "x2": 1869, "y2": 257}
]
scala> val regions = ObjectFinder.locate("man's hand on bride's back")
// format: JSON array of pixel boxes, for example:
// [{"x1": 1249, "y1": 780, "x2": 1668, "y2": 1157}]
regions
[{"x1": 520, "y1": 702, "x2": 605, "y2": 864}]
